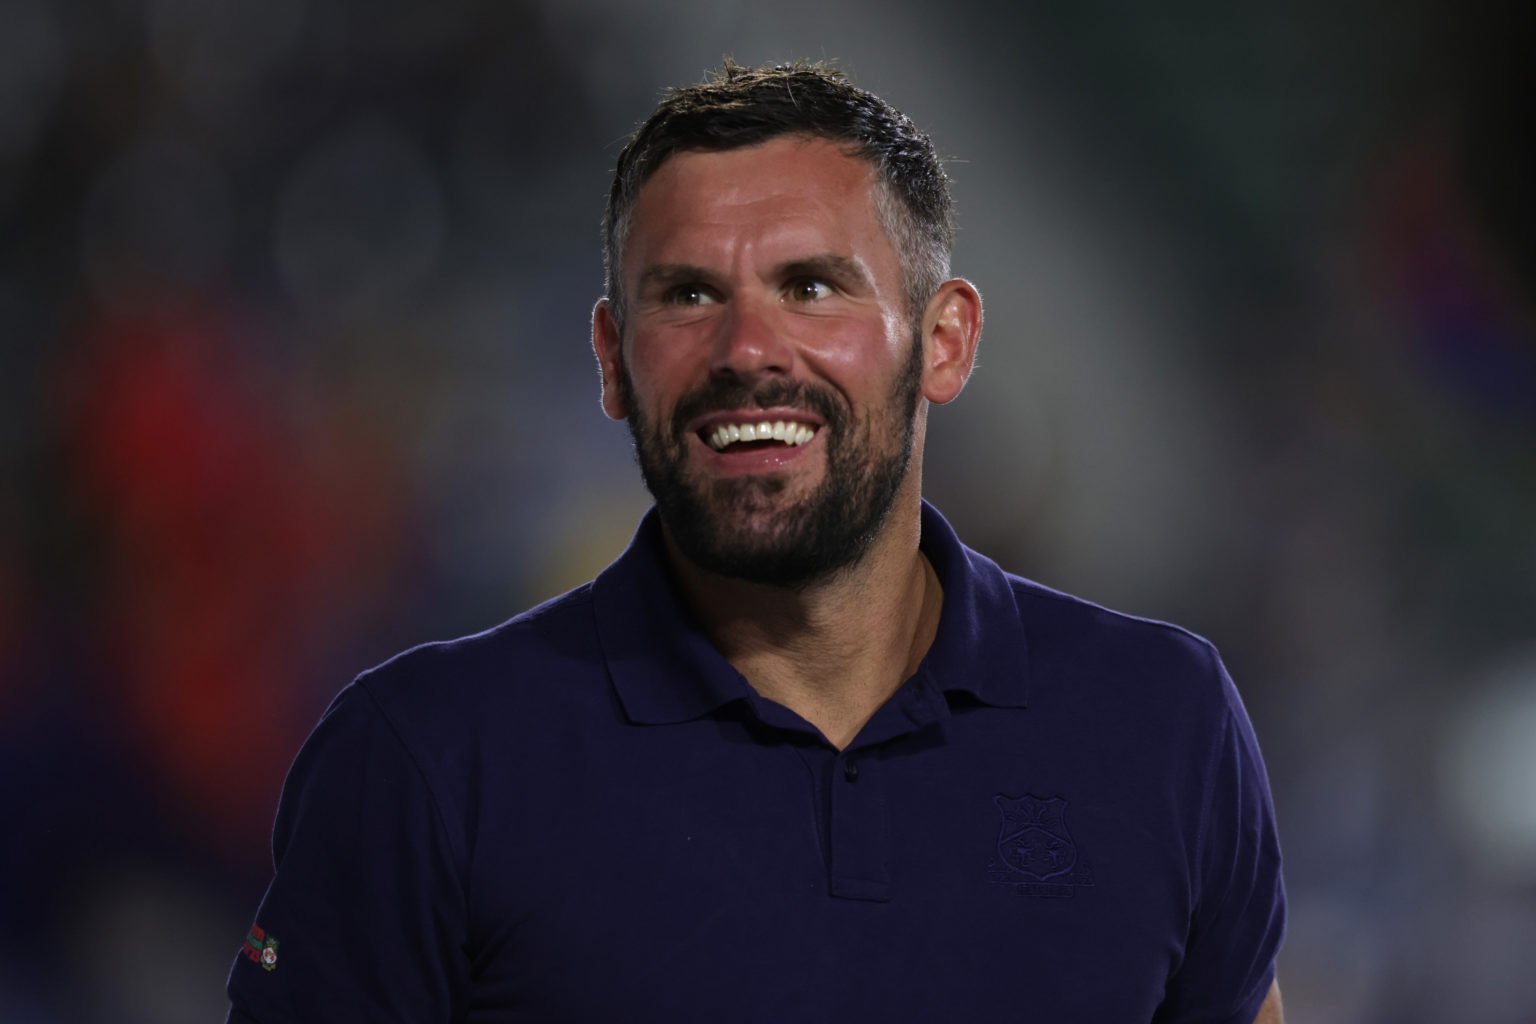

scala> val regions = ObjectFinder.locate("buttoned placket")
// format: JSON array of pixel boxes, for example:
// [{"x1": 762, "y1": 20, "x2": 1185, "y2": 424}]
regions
[{"x1": 827, "y1": 744, "x2": 892, "y2": 901}]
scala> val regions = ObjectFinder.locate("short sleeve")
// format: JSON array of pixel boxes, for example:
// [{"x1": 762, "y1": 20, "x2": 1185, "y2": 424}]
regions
[
  {"x1": 225, "y1": 681, "x2": 468, "y2": 1023},
  {"x1": 1155, "y1": 654, "x2": 1286, "y2": 1024}
]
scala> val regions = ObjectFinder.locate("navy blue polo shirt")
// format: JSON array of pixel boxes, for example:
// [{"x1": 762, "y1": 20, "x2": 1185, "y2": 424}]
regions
[{"x1": 227, "y1": 502, "x2": 1284, "y2": 1023}]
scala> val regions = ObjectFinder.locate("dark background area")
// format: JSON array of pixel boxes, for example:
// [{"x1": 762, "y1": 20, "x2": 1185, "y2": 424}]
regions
[{"x1": 2, "y1": 1, "x2": 1533, "y2": 1020}]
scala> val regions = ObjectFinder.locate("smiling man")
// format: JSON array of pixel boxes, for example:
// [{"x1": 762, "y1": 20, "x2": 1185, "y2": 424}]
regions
[{"x1": 228, "y1": 62, "x2": 1285, "y2": 1023}]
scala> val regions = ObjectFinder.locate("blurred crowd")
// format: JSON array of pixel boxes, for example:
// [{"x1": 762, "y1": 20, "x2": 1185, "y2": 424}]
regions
[{"x1": 1, "y1": 1, "x2": 1532, "y2": 1021}]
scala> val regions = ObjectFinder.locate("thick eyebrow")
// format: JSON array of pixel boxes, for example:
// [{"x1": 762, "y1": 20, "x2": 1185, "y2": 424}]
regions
[
  {"x1": 635, "y1": 263, "x2": 719, "y2": 295},
  {"x1": 634, "y1": 255, "x2": 875, "y2": 297},
  {"x1": 777, "y1": 254, "x2": 874, "y2": 293}
]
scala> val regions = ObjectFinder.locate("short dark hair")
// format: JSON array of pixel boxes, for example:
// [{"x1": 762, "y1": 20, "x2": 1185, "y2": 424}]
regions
[{"x1": 603, "y1": 60, "x2": 955, "y2": 329}]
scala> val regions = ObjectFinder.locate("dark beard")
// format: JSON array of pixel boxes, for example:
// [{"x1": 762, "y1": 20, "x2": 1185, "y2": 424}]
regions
[{"x1": 622, "y1": 336, "x2": 924, "y2": 589}]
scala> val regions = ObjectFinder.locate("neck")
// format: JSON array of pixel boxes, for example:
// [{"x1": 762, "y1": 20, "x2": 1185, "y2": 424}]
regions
[{"x1": 663, "y1": 488, "x2": 942, "y2": 750}]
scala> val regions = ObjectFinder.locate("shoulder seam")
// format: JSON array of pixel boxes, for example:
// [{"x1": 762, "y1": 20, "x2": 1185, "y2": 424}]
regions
[
  {"x1": 349, "y1": 677, "x2": 469, "y2": 889},
  {"x1": 1008, "y1": 576, "x2": 1215, "y2": 647},
  {"x1": 1189, "y1": 638, "x2": 1238, "y2": 928},
  {"x1": 367, "y1": 581, "x2": 598, "y2": 669}
]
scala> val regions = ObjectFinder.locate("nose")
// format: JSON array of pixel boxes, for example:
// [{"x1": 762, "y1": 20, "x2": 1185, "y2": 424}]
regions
[{"x1": 709, "y1": 295, "x2": 792, "y2": 383}]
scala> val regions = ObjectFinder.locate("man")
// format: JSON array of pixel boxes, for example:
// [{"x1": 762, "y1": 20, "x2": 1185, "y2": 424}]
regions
[{"x1": 228, "y1": 62, "x2": 1285, "y2": 1022}]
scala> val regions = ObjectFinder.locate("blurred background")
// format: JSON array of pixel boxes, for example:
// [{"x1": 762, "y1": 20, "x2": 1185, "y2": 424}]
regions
[{"x1": 2, "y1": 0, "x2": 1533, "y2": 1020}]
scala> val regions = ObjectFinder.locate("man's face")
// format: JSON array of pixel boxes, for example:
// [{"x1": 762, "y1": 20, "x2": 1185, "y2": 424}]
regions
[{"x1": 599, "y1": 136, "x2": 926, "y2": 587}]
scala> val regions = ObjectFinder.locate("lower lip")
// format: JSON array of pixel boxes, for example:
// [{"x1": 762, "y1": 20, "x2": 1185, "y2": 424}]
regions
[{"x1": 692, "y1": 432, "x2": 821, "y2": 476}]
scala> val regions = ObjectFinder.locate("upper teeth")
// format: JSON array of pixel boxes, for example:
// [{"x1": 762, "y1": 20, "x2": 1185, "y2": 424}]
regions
[{"x1": 706, "y1": 420, "x2": 817, "y2": 451}]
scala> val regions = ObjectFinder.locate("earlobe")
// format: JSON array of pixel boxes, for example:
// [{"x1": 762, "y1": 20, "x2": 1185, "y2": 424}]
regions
[
  {"x1": 921, "y1": 278, "x2": 983, "y2": 405},
  {"x1": 592, "y1": 299, "x2": 629, "y2": 421}
]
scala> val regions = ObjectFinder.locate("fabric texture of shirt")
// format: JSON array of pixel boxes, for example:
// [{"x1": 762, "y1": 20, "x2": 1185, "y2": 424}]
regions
[{"x1": 227, "y1": 501, "x2": 1285, "y2": 1023}]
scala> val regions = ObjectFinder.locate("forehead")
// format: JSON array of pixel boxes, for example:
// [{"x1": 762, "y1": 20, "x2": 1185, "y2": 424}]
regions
[{"x1": 622, "y1": 136, "x2": 894, "y2": 273}]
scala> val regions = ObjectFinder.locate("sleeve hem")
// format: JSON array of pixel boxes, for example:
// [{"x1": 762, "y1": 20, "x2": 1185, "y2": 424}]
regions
[{"x1": 1213, "y1": 959, "x2": 1277, "y2": 1024}]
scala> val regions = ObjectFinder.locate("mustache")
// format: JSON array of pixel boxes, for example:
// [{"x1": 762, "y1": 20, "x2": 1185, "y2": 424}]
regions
[{"x1": 669, "y1": 378, "x2": 845, "y2": 438}]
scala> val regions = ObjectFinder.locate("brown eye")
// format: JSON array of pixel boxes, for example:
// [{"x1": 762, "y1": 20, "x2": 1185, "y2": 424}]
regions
[
  {"x1": 787, "y1": 279, "x2": 833, "y2": 302},
  {"x1": 666, "y1": 284, "x2": 717, "y2": 306}
]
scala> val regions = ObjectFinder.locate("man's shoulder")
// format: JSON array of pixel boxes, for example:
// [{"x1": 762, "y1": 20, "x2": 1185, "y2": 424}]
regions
[
  {"x1": 1009, "y1": 572, "x2": 1216, "y2": 659},
  {"x1": 997, "y1": 569, "x2": 1235, "y2": 712},
  {"x1": 348, "y1": 582, "x2": 610, "y2": 730},
  {"x1": 374, "y1": 582, "x2": 599, "y2": 672}
]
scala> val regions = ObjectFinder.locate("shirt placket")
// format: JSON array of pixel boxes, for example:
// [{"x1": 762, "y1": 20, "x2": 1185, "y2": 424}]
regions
[{"x1": 827, "y1": 746, "x2": 892, "y2": 902}]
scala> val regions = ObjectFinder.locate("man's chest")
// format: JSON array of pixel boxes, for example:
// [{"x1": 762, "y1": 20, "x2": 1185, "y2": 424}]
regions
[{"x1": 458, "y1": 721, "x2": 1194, "y2": 1022}]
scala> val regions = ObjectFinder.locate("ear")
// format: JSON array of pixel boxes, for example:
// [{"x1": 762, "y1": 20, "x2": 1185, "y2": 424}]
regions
[
  {"x1": 592, "y1": 298, "x2": 628, "y2": 421},
  {"x1": 920, "y1": 278, "x2": 982, "y2": 405}
]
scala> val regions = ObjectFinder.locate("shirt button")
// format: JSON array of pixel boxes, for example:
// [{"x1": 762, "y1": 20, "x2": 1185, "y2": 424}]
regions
[{"x1": 843, "y1": 760, "x2": 859, "y2": 782}]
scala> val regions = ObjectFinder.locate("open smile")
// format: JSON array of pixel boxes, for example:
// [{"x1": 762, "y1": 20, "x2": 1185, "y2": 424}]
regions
[
  {"x1": 683, "y1": 410, "x2": 826, "y2": 476},
  {"x1": 702, "y1": 418, "x2": 818, "y2": 451}
]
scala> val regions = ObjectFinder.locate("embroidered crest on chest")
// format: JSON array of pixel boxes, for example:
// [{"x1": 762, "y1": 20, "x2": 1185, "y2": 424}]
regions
[{"x1": 987, "y1": 793, "x2": 1096, "y2": 897}]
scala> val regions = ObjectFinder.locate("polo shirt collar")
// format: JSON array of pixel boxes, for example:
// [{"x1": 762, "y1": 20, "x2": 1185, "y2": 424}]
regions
[
  {"x1": 591, "y1": 501, "x2": 1030, "y2": 728},
  {"x1": 591, "y1": 508, "x2": 749, "y2": 725},
  {"x1": 912, "y1": 500, "x2": 1031, "y2": 710}
]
